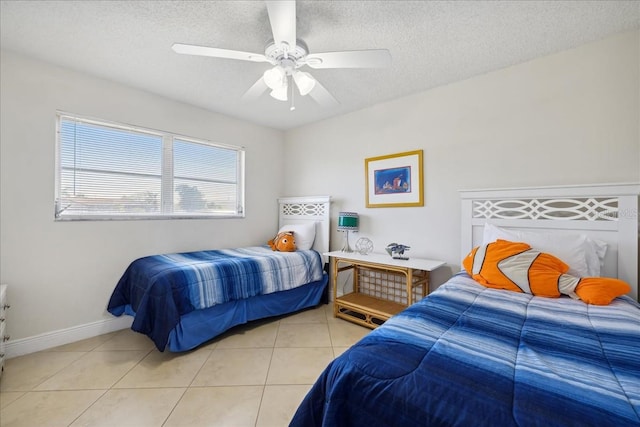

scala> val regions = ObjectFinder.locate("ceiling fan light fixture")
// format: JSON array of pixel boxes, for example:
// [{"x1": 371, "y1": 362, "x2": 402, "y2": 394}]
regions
[
  {"x1": 293, "y1": 71, "x2": 316, "y2": 96},
  {"x1": 270, "y1": 85, "x2": 288, "y2": 101},
  {"x1": 173, "y1": 0, "x2": 391, "y2": 109},
  {"x1": 263, "y1": 66, "x2": 286, "y2": 90}
]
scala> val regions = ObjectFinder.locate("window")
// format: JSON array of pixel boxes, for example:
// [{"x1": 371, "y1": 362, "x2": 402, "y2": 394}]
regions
[{"x1": 55, "y1": 113, "x2": 245, "y2": 220}]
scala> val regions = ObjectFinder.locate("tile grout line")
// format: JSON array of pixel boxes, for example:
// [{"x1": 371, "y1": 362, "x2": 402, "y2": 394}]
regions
[
  {"x1": 10, "y1": 331, "x2": 133, "y2": 426},
  {"x1": 70, "y1": 331, "x2": 155, "y2": 427},
  {"x1": 158, "y1": 339, "x2": 219, "y2": 426},
  {"x1": 254, "y1": 319, "x2": 281, "y2": 426},
  {"x1": 66, "y1": 388, "x2": 110, "y2": 427},
  {"x1": 1, "y1": 306, "x2": 371, "y2": 426},
  {"x1": 325, "y1": 304, "x2": 338, "y2": 357}
]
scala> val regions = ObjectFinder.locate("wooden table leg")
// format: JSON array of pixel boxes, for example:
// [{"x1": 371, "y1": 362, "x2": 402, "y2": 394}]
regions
[
  {"x1": 406, "y1": 268, "x2": 413, "y2": 306},
  {"x1": 332, "y1": 257, "x2": 339, "y2": 317}
]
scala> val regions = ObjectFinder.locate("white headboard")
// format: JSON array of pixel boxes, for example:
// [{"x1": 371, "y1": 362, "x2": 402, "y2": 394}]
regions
[
  {"x1": 460, "y1": 183, "x2": 639, "y2": 300},
  {"x1": 278, "y1": 196, "x2": 331, "y2": 263}
]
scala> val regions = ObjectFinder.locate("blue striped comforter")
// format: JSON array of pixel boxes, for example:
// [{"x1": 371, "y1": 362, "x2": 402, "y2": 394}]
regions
[
  {"x1": 291, "y1": 273, "x2": 640, "y2": 427},
  {"x1": 108, "y1": 246, "x2": 323, "y2": 350}
]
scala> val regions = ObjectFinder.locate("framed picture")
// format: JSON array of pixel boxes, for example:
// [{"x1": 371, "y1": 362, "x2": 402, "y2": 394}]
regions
[{"x1": 365, "y1": 149, "x2": 424, "y2": 208}]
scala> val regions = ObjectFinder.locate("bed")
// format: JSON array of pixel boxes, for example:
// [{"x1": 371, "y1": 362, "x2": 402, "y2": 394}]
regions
[
  {"x1": 107, "y1": 196, "x2": 331, "y2": 352},
  {"x1": 291, "y1": 183, "x2": 640, "y2": 427}
]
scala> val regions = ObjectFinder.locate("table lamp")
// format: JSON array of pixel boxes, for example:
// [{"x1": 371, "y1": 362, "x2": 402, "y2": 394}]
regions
[{"x1": 338, "y1": 212, "x2": 359, "y2": 252}]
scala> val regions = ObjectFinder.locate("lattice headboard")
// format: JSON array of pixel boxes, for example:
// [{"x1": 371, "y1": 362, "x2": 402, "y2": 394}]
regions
[
  {"x1": 460, "y1": 183, "x2": 639, "y2": 300},
  {"x1": 278, "y1": 196, "x2": 331, "y2": 262}
]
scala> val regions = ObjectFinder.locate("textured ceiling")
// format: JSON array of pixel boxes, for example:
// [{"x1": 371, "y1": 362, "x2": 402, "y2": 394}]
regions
[{"x1": 1, "y1": 1, "x2": 639, "y2": 130}]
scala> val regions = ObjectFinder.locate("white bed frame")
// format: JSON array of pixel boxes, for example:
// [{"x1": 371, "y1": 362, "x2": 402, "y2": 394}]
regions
[
  {"x1": 460, "y1": 183, "x2": 639, "y2": 300},
  {"x1": 278, "y1": 196, "x2": 331, "y2": 263}
]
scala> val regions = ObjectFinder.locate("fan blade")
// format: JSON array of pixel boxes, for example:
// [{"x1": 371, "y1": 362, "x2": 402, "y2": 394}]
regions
[
  {"x1": 172, "y1": 43, "x2": 268, "y2": 63},
  {"x1": 306, "y1": 49, "x2": 391, "y2": 69},
  {"x1": 308, "y1": 78, "x2": 339, "y2": 108},
  {"x1": 242, "y1": 77, "x2": 269, "y2": 101},
  {"x1": 266, "y1": 1, "x2": 296, "y2": 48}
]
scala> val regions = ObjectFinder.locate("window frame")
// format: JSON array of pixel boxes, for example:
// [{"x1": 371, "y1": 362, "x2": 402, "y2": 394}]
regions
[{"x1": 54, "y1": 112, "x2": 245, "y2": 221}]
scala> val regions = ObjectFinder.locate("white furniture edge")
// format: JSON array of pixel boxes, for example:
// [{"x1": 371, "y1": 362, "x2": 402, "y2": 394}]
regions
[
  {"x1": 278, "y1": 195, "x2": 331, "y2": 263},
  {"x1": 323, "y1": 250, "x2": 445, "y2": 272},
  {"x1": 0, "y1": 284, "x2": 7, "y2": 374},
  {"x1": 460, "y1": 182, "x2": 639, "y2": 300}
]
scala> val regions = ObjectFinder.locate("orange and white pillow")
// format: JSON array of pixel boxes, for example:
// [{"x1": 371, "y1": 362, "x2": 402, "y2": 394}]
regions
[{"x1": 463, "y1": 239, "x2": 629, "y2": 305}]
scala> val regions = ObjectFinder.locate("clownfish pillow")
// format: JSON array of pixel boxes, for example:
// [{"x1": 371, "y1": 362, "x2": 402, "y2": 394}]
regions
[
  {"x1": 462, "y1": 239, "x2": 630, "y2": 305},
  {"x1": 268, "y1": 231, "x2": 297, "y2": 252}
]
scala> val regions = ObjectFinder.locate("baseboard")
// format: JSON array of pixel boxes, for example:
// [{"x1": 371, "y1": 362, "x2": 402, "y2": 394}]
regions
[{"x1": 4, "y1": 316, "x2": 133, "y2": 359}]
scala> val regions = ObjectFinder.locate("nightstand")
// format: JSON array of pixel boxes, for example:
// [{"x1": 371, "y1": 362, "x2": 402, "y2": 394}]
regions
[{"x1": 324, "y1": 251, "x2": 445, "y2": 329}]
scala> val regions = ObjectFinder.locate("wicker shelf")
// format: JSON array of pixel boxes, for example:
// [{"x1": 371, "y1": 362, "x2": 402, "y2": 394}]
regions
[
  {"x1": 325, "y1": 251, "x2": 445, "y2": 329},
  {"x1": 335, "y1": 292, "x2": 406, "y2": 328}
]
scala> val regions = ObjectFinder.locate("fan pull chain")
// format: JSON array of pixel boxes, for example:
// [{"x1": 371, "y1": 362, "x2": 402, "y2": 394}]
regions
[{"x1": 289, "y1": 75, "x2": 295, "y2": 111}]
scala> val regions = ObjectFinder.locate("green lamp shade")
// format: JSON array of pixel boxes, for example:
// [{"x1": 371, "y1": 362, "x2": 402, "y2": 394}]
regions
[{"x1": 338, "y1": 212, "x2": 359, "y2": 231}]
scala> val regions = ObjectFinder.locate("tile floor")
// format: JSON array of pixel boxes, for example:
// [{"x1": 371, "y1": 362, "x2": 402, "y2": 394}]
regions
[{"x1": 0, "y1": 304, "x2": 370, "y2": 427}]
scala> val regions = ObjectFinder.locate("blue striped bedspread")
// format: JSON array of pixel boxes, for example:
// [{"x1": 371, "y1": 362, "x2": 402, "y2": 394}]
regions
[
  {"x1": 291, "y1": 272, "x2": 640, "y2": 427},
  {"x1": 108, "y1": 246, "x2": 323, "y2": 350}
]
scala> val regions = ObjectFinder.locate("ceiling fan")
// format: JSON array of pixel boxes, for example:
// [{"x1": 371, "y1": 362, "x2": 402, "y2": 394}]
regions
[{"x1": 172, "y1": 0, "x2": 391, "y2": 110}]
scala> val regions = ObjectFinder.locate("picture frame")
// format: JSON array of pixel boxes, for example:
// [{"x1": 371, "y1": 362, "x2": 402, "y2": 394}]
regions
[{"x1": 365, "y1": 149, "x2": 424, "y2": 208}]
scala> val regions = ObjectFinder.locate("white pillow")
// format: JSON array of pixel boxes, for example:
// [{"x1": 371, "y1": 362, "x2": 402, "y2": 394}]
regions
[
  {"x1": 278, "y1": 222, "x2": 316, "y2": 251},
  {"x1": 584, "y1": 237, "x2": 607, "y2": 277},
  {"x1": 482, "y1": 223, "x2": 606, "y2": 277}
]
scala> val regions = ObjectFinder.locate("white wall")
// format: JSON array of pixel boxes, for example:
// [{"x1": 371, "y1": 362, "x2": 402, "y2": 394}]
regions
[
  {"x1": 2, "y1": 29, "x2": 638, "y2": 352},
  {"x1": 284, "y1": 30, "x2": 640, "y2": 287},
  {"x1": 0, "y1": 51, "x2": 285, "y2": 344}
]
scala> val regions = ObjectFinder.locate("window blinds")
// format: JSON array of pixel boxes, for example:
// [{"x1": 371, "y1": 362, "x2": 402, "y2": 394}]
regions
[{"x1": 56, "y1": 114, "x2": 244, "y2": 219}]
